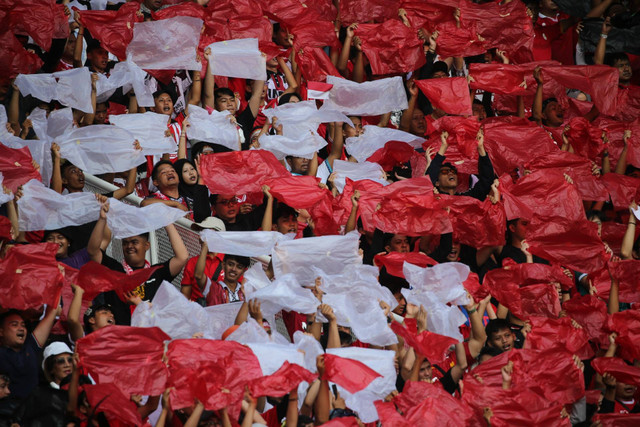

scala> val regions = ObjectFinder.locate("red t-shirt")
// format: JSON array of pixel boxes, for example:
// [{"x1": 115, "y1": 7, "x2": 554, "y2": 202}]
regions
[{"x1": 180, "y1": 253, "x2": 225, "y2": 301}]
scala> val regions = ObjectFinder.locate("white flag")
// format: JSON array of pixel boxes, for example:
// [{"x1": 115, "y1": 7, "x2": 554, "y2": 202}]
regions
[
  {"x1": 345, "y1": 125, "x2": 425, "y2": 163},
  {"x1": 200, "y1": 229, "x2": 284, "y2": 257},
  {"x1": 332, "y1": 160, "x2": 388, "y2": 193},
  {"x1": 207, "y1": 38, "x2": 267, "y2": 81},
  {"x1": 186, "y1": 104, "x2": 241, "y2": 150},
  {"x1": 106, "y1": 198, "x2": 188, "y2": 239},
  {"x1": 321, "y1": 76, "x2": 408, "y2": 116},
  {"x1": 108, "y1": 112, "x2": 176, "y2": 155}
]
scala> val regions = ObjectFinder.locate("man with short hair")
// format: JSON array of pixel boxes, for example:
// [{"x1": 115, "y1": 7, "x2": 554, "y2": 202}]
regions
[
  {"x1": 212, "y1": 193, "x2": 265, "y2": 232},
  {"x1": 484, "y1": 318, "x2": 524, "y2": 354},
  {"x1": 193, "y1": 245, "x2": 249, "y2": 306},
  {"x1": 140, "y1": 160, "x2": 189, "y2": 215}
]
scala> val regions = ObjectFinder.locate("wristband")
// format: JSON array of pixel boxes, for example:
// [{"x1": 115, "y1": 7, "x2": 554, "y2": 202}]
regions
[
  {"x1": 600, "y1": 33, "x2": 608, "y2": 39},
  {"x1": 630, "y1": 221, "x2": 637, "y2": 225},
  {"x1": 603, "y1": 152, "x2": 609, "y2": 157},
  {"x1": 467, "y1": 307, "x2": 477, "y2": 314}
]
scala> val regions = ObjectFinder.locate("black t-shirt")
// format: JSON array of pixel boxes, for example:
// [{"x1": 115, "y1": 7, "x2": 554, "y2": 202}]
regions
[
  {"x1": 99, "y1": 251, "x2": 176, "y2": 325},
  {"x1": 498, "y1": 244, "x2": 549, "y2": 266},
  {"x1": 236, "y1": 106, "x2": 256, "y2": 150},
  {"x1": 219, "y1": 198, "x2": 266, "y2": 232}
]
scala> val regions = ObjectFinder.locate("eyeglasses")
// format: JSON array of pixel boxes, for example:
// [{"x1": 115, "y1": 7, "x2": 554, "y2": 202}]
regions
[
  {"x1": 55, "y1": 356, "x2": 73, "y2": 365},
  {"x1": 216, "y1": 198, "x2": 238, "y2": 206},
  {"x1": 439, "y1": 168, "x2": 456, "y2": 175}
]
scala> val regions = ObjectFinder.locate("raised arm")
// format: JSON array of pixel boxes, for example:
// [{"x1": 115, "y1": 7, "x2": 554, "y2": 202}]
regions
[
  {"x1": 326, "y1": 121, "x2": 345, "y2": 170},
  {"x1": 261, "y1": 185, "x2": 274, "y2": 232},
  {"x1": 166, "y1": 223, "x2": 188, "y2": 277},
  {"x1": 594, "y1": 17, "x2": 611, "y2": 65},
  {"x1": 73, "y1": 16, "x2": 84, "y2": 68},
  {"x1": 87, "y1": 200, "x2": 109, "y2": 264},
  {"x1": 188, "y1": 69, "x2": 202, "y2": 107},
  {"x1": 112, "y1": 167, "x2": 137, "y2": 200},
  {"x1": 194, "y1": 240, "x2": 209, "y2": 292},
  {"x1": 247, "y1": 79, "x2": 266, "y2": 118},
  {"x1": 345, "y1": 190, "x2": 360, "y2": 234},
  {"x1": 614, "y1": 130, "x2": 631, "y2": 175},
  {"x1": 532, "y1": 67, "x2": 544, "y2": 124},
  {"x1": 82, "y1": 73, "x2": 98, "y2": 126},
  {"x1": 399, "y1": 80, "x2": 419, "y2": 132},
  {"x1": 67, "y1": 283, "x2": 85, "y2": 342},
  {"x1": 203, "y1": 48, "x2": 214, "y2": 109},
  {"x1": 621, "y1": 201, "x2": 637, "y2": 260},
  {"x1": 33, "y1": 301, "x2": 61, "y2": 347},
  {"x1": 337, "y1": 24, "x2": 356, "y2": 76},
  {"x1": 277, "y1": 56, "x2": 299, "y2": 95}
]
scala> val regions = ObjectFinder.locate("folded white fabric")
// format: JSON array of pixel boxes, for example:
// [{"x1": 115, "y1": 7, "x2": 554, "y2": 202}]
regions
[
  {"x1": 17, "y1": 108, "x2": 53, "y2": 187},
  {"x1": 345, "y1": 125, "x2": 425, "y2": 163},
  {"x1": 272, "y1": 231, "x2": 362, "y2": 285},
  {"x1": 97, "y1": 59, "x2": 155, "y2": 107},
  {"x1": 248, "y1": 274, "x2": 320, "y2": 317},
  {"x1": 45, "y1": 108, "x2": 75, "y2": 140},
  {"x1": 15, "y1": 73, "x2": 57, "y2": 103},
  {"x1": 207, "y1": 38, "x2": 267, "y2": 81},
  {"x1": 127, "y1": 16, "x2": 202, "y2": 71},
  {"x1": 53, "y1": 68, "x2": 93, "y2": 113},
  {"x1": 322, "y1": 76, "x2": 408, "y2": 116},
  {"x1": 106, "y1": 198, "x2": 187, "y2": 239},
  {"x1": 204, "y1": 302, "x2": 244, "y2": 339},
  {"x1": 293, "y1": 331, "x2": 324, "y2": 373},
  {"x1": 109, "y1": 112, "x2": 176, "y2": 155},
  {"x1": 258, "y1": 132, "x2": 327, "y2": 160},
  {"x1": 246, "y1": 342, "x2": 306, "y2": 375},
  {"x1": 17, "y1": 180, "x2": 100, "y2": 231},
  {"x1": 326, "y1": 347, "x2": 397, "y2": 423},
  {"x1": 403, "y1": 262, "x2": 470, "y2": 306},
  {"x1": 55, "y1": 125, "x2": 145, "y2": 174},
  {"x1": 243, "y1": 262, "x2": 272, "y2": 295},
  {"x1": 332, "y1": 160, "x2": 388, "y2": 193},
  {"x1": 0, "y1": 173, "x2": 14, "y2": 205},
  {"x1": 200, "y1": 229, "x2": 284, "y2": 257},
  {"x1": 186, "y1": 105, "x2": 241, "y2": 150},
  {"x1": 262, "y1": 101, "x2": 352, "y2": 137}
]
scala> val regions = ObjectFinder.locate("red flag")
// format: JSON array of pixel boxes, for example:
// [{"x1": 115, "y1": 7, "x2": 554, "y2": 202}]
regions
[
  {"x1": 468, "y1": 63, "x2": 527, "y2": 96},
  {"x1": 483, "y1": 261, "x2": 574, "y2": 291},
  {"x1": 354, "y1": 20, "x2": 425, "y2": 75},
  {"x1": 76, "y1": 326, "x2": 170, "y2": 396},
  {"x1": 199, "y1": 150, "x2": 290, "y2": 197},
  {"x1": 592, "y1": 357, "x2": 640, "y2": 387},
  {"x1": 485, "y1": 279, "x2": 561, "y2": 320},
  {"x1": 0, "y1": 145, "x2": 42, "y2": 193},
  {"x1": 82, "y1": 383, "x2": 142, "y2": 426},
  {"x1": 323, "y1": 354, "x2": 382, "y2": 394},
  {"x1": 563, "y1": 294, "x2": 609, "y2": 347},
  {"x1": 339, "y1": 0, "x2": 399, "y2": 25},
  {"x1": 431, "y1": 116, "x2": 481, "y2": 158},
  {"x1": 415, "y1": 78, "x2": 472, "y2": 116},
  {"x1": 608, "y1": 260, "x2": 640, "y2": 303},
  {"x1": 374, "y1": 401, "x2": 411, "y2": 427},
  {"x1": 395, "y1": 380, "x2": 475, "y2": 425},
  {"x1": 8, "y1": 0, "x2": 68, "y2": 52},
  {"x1": 0, "y1": 30, "x2": 43, "y2": 86},
  {"x1": 366, "y1": 141, "x2": 417, "y2": 172},
  {"x1": 248, "y1": 361, "x2": 317, "y2": 397},
  {"x1": 526, "y1": 316, "x2": 594, "y2": 360},
  {"x1": 389, "y1": 321, "x2": 457, "y2": 364},
  {"x1": 422, "y1": 138, "x2": 479, "y2": 175},
  {"x1": 190, "y1": 356, "x2": 248, "y2": 411},
  {"x1": 601, "y1": 173, "x2": 640, "y2": 211},
  {"x1": 564, "y1": 117, "x2": 606, "y2": 160},
  {"x1": 373, "y1": 190, "x2": 452, "y2": 237},
  {"x1": 608, "y1": 309, "x2": 640, "y2": 360},
  {"x1": 296, "y1": 46, "x2": 342, "y2": 82},
  {"x1": 441, "y1": 195, "x2": 507, "y2": 248},
  {"x1": 0, "y1": 243, "x2": 63, "y2": 310},
  {"x1": 291, "y1": 21, "x2": 339, "y2": 50},
  {"x1": 77, "y1": 261, "x2": 162, "y2": 301},
  {"x1": 435, "y1": 19, "x2": 487, "y2": 58},
  {"x1": 374, "y1": 252, "x2": 437, "y2": 278}
]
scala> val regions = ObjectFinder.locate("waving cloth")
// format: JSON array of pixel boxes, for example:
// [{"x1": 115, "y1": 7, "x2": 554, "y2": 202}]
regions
[
  {"x1": 106, "y1": 198, "x2": 187, "y2": 239},
  {"x1": 354, "y1": 20, "x2": 425, "y2": 75},
  {"x1": 526, "y1": 316, "x2": 594, "y2": 360},
  {"x1": 15, "y1": 68, "x2": 93, "y2": 114},
  {"x1": 76, "y1": 2, "x2": 143, "y2": 61},
  {"x1": 563, "y1": 294, "x2": 609, "y2": 346},
  {"x1": 431, "y1": 116, "x2": 481, "y2": 158},
  {"x1": 608, "y1": 309, "x2": 640, "y2": 360},
  {"x1": 332, "y1": 160, "x2": 388, "y2": 193},
  {"x1": 7, "y1": 0, "x2": 68, "y2": 52},
  {"x1": 207, "y1": 38, "x2": 267, "y2": 81},
  {"x1": 0, "y1": 243, "x2": 63, "y2": 310},
  {"x1": 248, "y1": 362, "x2": 317, "y2": 397},
  {"x1": 295, "y1": 46, "x2": 342, "y2": 82},
  {"x1": 244, "y1": 342, "x2": 307, "y2": 375},
  {"x1": 468, "y1": 63, "x2": 528, "y2": 95},
  {"x1": 76, "y1": 326, "x2": 170, "y2": 395},
  {"x1": 441, "y1": 195, "x2": 507, "y2": 248},
  {"x1": 0, "y1": 30, "x2": 43, "y2": 86},
  {"x1": 563, "y1": 117, "x2": 606, "y2": 160},
  {"x1": 483, "y1": 263, "x2": 574, "y2": 292},
  {"x1": 0, "y1": 173, "x2": 13, "y2": 206},
  {"x1": 366, "y1": 141, "x2": 425, "y2": 174},
  {"x1": 592, "y1": 358, "x2": 640, "y2": 387},
  {"x1": 249, "y1": 274, "x2": 320, "y2": 317},
  {"x1": 339, "y1": 0, "x2": 398, "y2": 24},
  {"x1": 345, "y1": 125, "x2": 425, "y2": 163},
  {"x1": 77, "y1": 261, "x2": 161, "y2": 301},
  {"x1": 186, "y1": 105, "x2": 240, "y2": 151},
  {"x1": 272, "y1": 231, "x2": 361, "y2": 285},
  {"x1": 258, "y1": 132, "x2": 327, "y2": 160},
  {"x1": 322, "y1": 76, "x2": 408, "y2": 116},
  {"x1": 415, "y1": 78, "x2": 472, "y2": 116},
  {"x1": 390, "y1": 322, "x2": 457, "y2": 364},
  {"x1": 323, "y1": 354, "x2": 382, "y2": 394},
  {"x1": 200, "y1": 229, "x2": 284, "y2": 257},
  {"x1": 262, "y1": 101, "x2": 351, "y2": 138},
  {"x1": 108, "y1": 112, "x2": 176, "y2": 155},
  {"x1": 82, "y1": 383, "x2": 142, "y2": 426},
  {"x1": 487, "y1": 281, "x2": 562, "y2": 320},
  {"x1": 0, "y1": 144, "x2": 42, "y2": 193},
  {"x1": 14, "y1": 73, "x2": 57, "y2": 103},
  {"x1": 326, "y1": 347, "x2": 396, "y2": 423},
  {"x1": 601, "y1": 173, "x2": 640, "y2": 211},
  {"x1": 374, "y1": 252, "x2": 437, "y2": 278},
  {"x1": 199, "y1": 150, "x2": 290, "y2": 196},
  {"x1": 17, "y1": 180, "x2": 100, "y2": 231}
]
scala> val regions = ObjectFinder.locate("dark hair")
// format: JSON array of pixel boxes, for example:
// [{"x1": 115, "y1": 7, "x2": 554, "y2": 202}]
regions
[
  {"x1": 431, "y1": 61, "x2": 449, "y2": 77},
  {"x1": 172, "y1": 159, "x2": 197, "y2": 186},
  {"x1": 86, "y1": 39, "x2": 103, "y2": 53},
  {"x1": 224, "y1": 254, "x2": 250, "y2": 269},
  {"x1": 440, "y1": 162, "x2": 458, "y2": 173},
  {"x1": 605, "y1": 52, "x2": 630, "y2": 67},
  {"x1": 279, "y1": 93, "x2": 302, "y2": 105},
  {"x1": 43, "y1": 228, "x2": 72, "y2": 244},
  {"x1": 378, "y1": 267, "x2": 410, "y2": 294},
  {"x1": 274, "y1": 202, "x2": 298, "y2": 222},
  {"x1": 506, "y1": 218, "x2": 520, "y2": 242},
  {"x1": 541, "y1": 97, "x2": 558, "y2": 113},
  {"x1": 191, "y1": 141, "x2": 216, "y2": 159},
  {"x1": 478, "y1": 345, "x2": 503, "y2": 360},
  {"x1": 214, "y1": 87, "x2": 235, "y2": 102},
  {"x1": 152, "y1": 88, "x2": 176, "y2": 104},
  {"x1": 485, "y1": 319, "x2": 512, "y2": 340},
  {"x1": 151, "y1": 160, "x2": 174, "y2": 182},
  {"x1": 586, "y1": 210, "x2": 604, "y2": 222},
  {"x1": 61, "y1": 161, "x2": 80, "y2": 177},
  {"x1": 0, "y1": 310, "x2": 24, "y2": 328}
]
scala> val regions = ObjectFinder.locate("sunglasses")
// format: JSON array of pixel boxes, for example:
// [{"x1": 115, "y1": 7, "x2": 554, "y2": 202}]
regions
[
  {"x1": 216, "y1": 198, "x2": 238, "y2": 206},
  {"x1": 439, "y1": 168, "x2": 457, "y2": 175},
  {"x1": 55, "y1": 356, "x2": 73, "y2": 365}
]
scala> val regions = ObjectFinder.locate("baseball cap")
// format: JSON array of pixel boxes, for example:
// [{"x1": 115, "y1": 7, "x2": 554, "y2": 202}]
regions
[{"x1": 191, "y1": 216, "x2": 226, "y2": 231}]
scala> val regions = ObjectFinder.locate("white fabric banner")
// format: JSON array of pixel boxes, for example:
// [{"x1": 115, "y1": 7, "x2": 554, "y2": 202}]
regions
[
  {"x1": 46, "y1": 108, "x2": 75, "y2": 140},
  {"x1": 345, "y1": 125, "x2": 425, "y2": 163},
  {"x1": 258, "y1": 132, "x2": 327, "y2": 160},
  {"x1": 127, "y1": 16, "x2": 203, "y2": 71},
  {"x1": 248, "y1": 274, "x2": 320, "y2": 317},
  {"x1": 200, "y1": 229, "x2": 284, "y2": 257},
  {"x1": 17, "y1": 180, "x2": 100, "y2": 231},
  {"x1": 272, "y1": 231, "x2": 362, "y2": 285},
  {"x1": 15, "y1": 73, "x2": 57, "y2": 103},
  {"x1": 56, "y1": 125, "x2": 145, "y2": 174},
  {"x1": 246, "y1": 342, "x2": 306, "y2": 375},
  {"x1": 186, "y1": 105, "x2": 241, "y2": 150},
  {"x1": 53, "y1": 68, "x2": 93, "y2": 113},
  {"x1": 243, "y1": 262, "x2": 272, "y2": 295},
  {"x1": 207, "y1": 38, "x2": 267, "y2": 81},
  {"x1": 322, "y1": 76, "x2": 408, "y2": 116},
  {"x1": 332, "y1": 160, "x2": 388, "y2": 193},
  {"x1": 106, "y1": 198, "x2": 188, "y2": 239},
  {"x1": 96, "y1": 59, "x2": 155, "y2": 107},
  {"x1": 108, "y1": 112, "x2": 176, "y2": 155},
  {"x1": 203, "y1": 302, "x2": 244, "y2": 339},
  {"x1": 262, "y1": 101, "x2": 352, "y2": 138}
]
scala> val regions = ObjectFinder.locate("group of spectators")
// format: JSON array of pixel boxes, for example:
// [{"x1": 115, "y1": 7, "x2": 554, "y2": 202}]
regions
[{"x1": 1, "y1": 0, "x2": 640, "y2": 426}]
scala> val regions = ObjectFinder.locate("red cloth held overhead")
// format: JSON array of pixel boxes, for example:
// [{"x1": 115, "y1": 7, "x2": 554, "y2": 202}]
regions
[
  {"x1": 608, "y1": 309, "x2": 640, "y2": 360},
  {"x1": 373, "y1": 190, "x2": 452, "y2": 237},
  {"x1": 374, "y1": 401, "x2": 412, "y2": 427},
  {"x1": 320, "y1": 417, "x2": 361, "y2": 427},
  {"x1": 291, "y1": 21, "x2": 339, "y2": 50},
  {"x1": 8, "y1": 0, "x2": 68, "y2": 52},
  {"x1": 374, "y1": 251, "x2": 437, "y2": 278},
  {"x1": 82, "y1": 383, "x2": 142, "y2": 426},
  {"x1": 354, "y1": 20, "x2": 425, "y2": 75},
  {"x1": 248, "y1": 361, "x2": 317, "y2": 397},
  {"x1": 463, "y1": 272, "x2": 490, "y2": 302},
  {"x1": 468, "y1": 64, "x2": 527, "y2": 96},
  {"x1": 389, "y1": 321, "x2": 457, "y2": 364},
  {"x1": 601, "y1": 173, "x2": 640, "y2": 211},
  {"x1": 415, "y1": 78, "x2": 472, "y2": 116},
  {"x1": 441, "y1": 195, "x2": 507, "y2": 248},
  {"x1": 526, "y1": 316, "x2": 594, "y2": 360},
  {"x1": 484, "y1": 277, "x2": 561, "y2": 320},
  {"x1": 262, "y1": 0, "x2": 326, "y2": 27},
  {"x1": 339, "y1": 0, "x2": 399, "y2": 25},
  {"x1": 435, "y1": 19, "x2": 486, "y2": 58},
  {"x1": 76, "y1": 326, "x2": 170, "y2": 396},
  {"x1": 296, "y1": 46, "x2": 342, "y2": 82},
  {"x1": 366, "y1": 141, "x2": 418, "y2": 172},
  {"x1": 323, "y1": 354, "x2": 382, "y2": 394},
  {"x1": 608, "y1": 260, "x2": 640, "y2": 303},
  {"x1": 565, "y1": 117, "x2": 606, "y2": 160},
  {"x1": 593, "y1": 413, "x2": 640, "y2": 427},
  {"x1": 151, "y1": 2, "x2": 206, "y2": 20},
  {"x1": 77, "y1": 261, "x2": 161, "y2": 301},
  {"x1": 0, "y1": 216, "x2": 12, "y2": 242},
  {"x1": 0, "y1": 30, "x2": 43, "y2": 86},
  {"x1": 0, "y1": 145, "x2": 42, "y2": 193},
  {"x1": 562, "y1": 294, "x2": 609, "y2": 347},
  {"x1": 591, "y1": 357, "x2": 640, "y2": 387},
  {"x1": 0, "y1": 242, "x2": 63, "y2": 310},
  {"x1": 431, "y1": 115, "x2": 481, "y2": 158},
  {"x1": 483, "y1": 263, "x2": 573, "y2": 291}
]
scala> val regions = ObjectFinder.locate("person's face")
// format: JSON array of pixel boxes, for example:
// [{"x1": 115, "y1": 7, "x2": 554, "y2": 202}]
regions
[
  {"x1": 432, "y1": 71, "x2": 447, "y2": 79},
  {"x1": 215, "y1": 195, "x2": 239, "y2": 222},
  {"x1": 274, "y1": 26, "x2": 292, "y2": 48},
  {"x1": 418, "y1": 359, "x2": 433, "y2": 382},
  {"x1": 195, "y1": 0, "x2": 210, "y2": 5},
  {"x1": 222, "y1": 258, "x2": 246, "y2": 284},
  {"x1": 446, "y1": 242, "x2": 461, "y2": 262},
  {"x1": 410, "y1": 109, "x2": 426, "y2": 136},
  {"x1": 267, "y1": 57, "x2": 278, "y2": 68},
  {"x1": 89, "y1": 309, "x2": 115, "y2": 330},
  {"x1": 540, "y1": 0, "x2": 558, "y2": 12},
  {"x1": 437, "y1": 166, "x2": 458, "y2": 190},
  {"x1": 121, "y1": 236, "x2": 150, "y2": 265},
  {"x1": 287, "y1": 95, "x2": 301, "y2": 104},
  {"x1": 144, "y1": 0, "x2": 163, "y2": 11},
  {"x1": 46, "y1": 232, "x2": 71, "y2": 258},
  {"x1": 51, "y1": 352, "x2": 73, "y2": 383},
  {"x1": 87, "y1": 48, "x2": 109, "y2": 72},
  {"x1": 386, "y1": 234, "x2": 410, "y2": 253},
  {"x1": 589, "y1": 216, "x2": 602, "y2": 237},
  {"x1": 94, "y1": 103, "x2": 108, "y2": 124},
  {"x1": 153, "y1": 163, "x2": 179, "y2": 190},
  {"x1": 542, "y1": 101, "x2": 564, "y2": 127},
  {"x1": 0, "y1": 378, "x2": 9, "y2": 399},
  {"x1": 343, "y1": 117, "x2": 363, "y2": 138},
  {"x1": 509, "y1": 219, "x2": 529, "y2": 241},
  {"x1": 614, "y1": 59, "x2": 633, "y2": 84},
  {"x1": 274, "y1": 214, "x2": 298, "y2": 234},
  {"x1": 392, "y1": 292, "x2": 407, "y2": 316},
  {"x1": 286, "y1": 156, "x2": 310, "y2": 174},
  {"x1": 181, "y1": 163, "x2": 198, "y2": 185},
  {"x1": 616, "y1": 382, "x2": 637, "y2": 400},
  {"x1": 215, "y1": 94, "x2": 237, "y2": 115},
  {"x1": 153, "y1": 93, "x2": 174, "y2": 116},
  {"x1": 488, "y1": 328, "x2": 515, "y2": 352},
  {"x1": 472, "y1": 103, "x2": 486, "y2": 120},
  {"x1": 62, "y1": 166, "x2": 85, "y2": 191},
  {"x1": 63, "y1": 33, "x2": 76, "y2": 59},
  {"x1": 0, "y1": 314, "x2": 27, "y2": 350}
]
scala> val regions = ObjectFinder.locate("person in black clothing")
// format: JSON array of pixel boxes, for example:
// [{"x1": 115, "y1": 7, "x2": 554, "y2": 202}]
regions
[
  {"x1": 172, "y1": 159, "x2": 211, "y2": 223},
  {"x1": 211, "y1": 193, "x2": 266, "y2": 232},
  {"x1": 86, "y1": 199, "x2": 189, "y2": 325}
]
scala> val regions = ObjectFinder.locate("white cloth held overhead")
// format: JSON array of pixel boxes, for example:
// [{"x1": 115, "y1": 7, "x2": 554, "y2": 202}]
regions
[
  {"x1": 126, "y1": 16, "x2": 203, "y2": 71},
  {"x1": 186, "y1": 105, "x2": 241, "y2": 150},
  {"x1": 207, "y1": 38, "x2": 267, "y2": 81},
  {"x1": 15, "y1": 74, "x2": 57, "y2": 103},
  {"x1": 200, "y1": 229, "x2": 284, "y2": 257},
  {"x1": 15, "y1": 69, "x2": 93, "y2": 113},
  {"x1": 246, "y1": 342, "x2": 306, "y2": 376},
  {"x1": 321, "y1": 76, "x2": 408, "y2": 116},
  {"x1": 106, "y1": 198, "x2": 188, "y2": 239},
  {"x1": 46, "y1": 108, "x2": 75, "y2": 141},
  {"x1": 108, "y1": 112, "x2": 176, "y2": 156},
  {"x1": 332, "y1": 160, "x2": 388, "y2": 193},
  {"x1": 203, "y1": 302, "x2": 244, "y2": 339},
  {"x1": 345, "y1": 125, "x2": 425, "y2": 163},
  {"x1": 248, "y1": 274, "x2": 320, "y2": 317},
  {"x1": 243, "y1": 262, "x2": 272, "y2": 296},
  {"x1": 262, "y1": 101, "x2": 353, "y2": 138},
  {"x1": 258, "y1": 132, "x2": 327, "y2": 160}
]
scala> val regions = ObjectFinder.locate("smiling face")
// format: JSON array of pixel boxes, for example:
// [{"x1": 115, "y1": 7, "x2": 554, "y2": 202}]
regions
[
  {"x1": 215, "y1": 93, "x2": 237, "y2": 115},
  {"x1": 222, "y1": 258, "x2": 247, "y2": 285},
  {"x1": 418, "y1": 359, "x2": 433, "y2": 382},
  {"x1": 121, "y1": 236, "x2": 150, "y2": 267},
  {"x1": 0, "y1": 314, "x2": 27, "y2": 350},
  {"x1": 446, "y1": 241, "x2": 461, "y2": 262},
  {"x1": 181, "y1": 162, "x2": 198, "y2": 185},
  {"x1": 153, "y1": 93, "x2": 174, "y2": 116},
  {"x1": 45, "y1": 232, "x2": 71, "y2": 258},
  {"x1": 488, "y1": 328, "x2": 515, "y2": 352}
]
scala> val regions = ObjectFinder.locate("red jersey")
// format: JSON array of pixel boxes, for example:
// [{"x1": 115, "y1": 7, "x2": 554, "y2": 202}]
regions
[{"x1": 180, "y1": 253, "x2": 225, "y2": 301}]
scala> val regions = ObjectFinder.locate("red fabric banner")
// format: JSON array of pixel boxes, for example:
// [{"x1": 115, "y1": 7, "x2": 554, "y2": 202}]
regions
[
  {"x1": 248, "y1": 361, "x2": 317, "y2": 397},
  {"x1": 82, "y1": 383, "x2": 142, "y2": 425},
  {"x1": 415, "y1": 77, "x2": 472, "y2": 116},
  {"x1": 374, "y1": 251, "x2": 438, "y2": 278},
  {"x1": 323, "y1": 354, "x2": 382, "y2": 394},
  {"x1": 0, "y1": 145, "x2": 42, "y2": 193},
  {"x1": 592, "y1": 357, "x2": 640, "y2": 387},
  {"x1": 77, "y1": 261, "x2": 161, "y2": 301},
  {"x1": 389, "y1": 321, "x2": 457, "y2": 364}
]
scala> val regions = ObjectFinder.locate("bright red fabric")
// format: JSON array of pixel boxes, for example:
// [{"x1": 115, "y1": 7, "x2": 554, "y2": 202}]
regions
[
  {"x1": 415, "y1": 78, "x2": 472, "y2": 116},
  {"x1": 366, "y1": 141, "x2": 418, "y2": 172},
  {"x1": 389, "y1": 321, "x2": 457, "y2": 364},
  {"x1": 296, "y1": 46, "x2": 342, "y2": 82},
  {"x1": 8, "y1": 0, "x2": 68, "y2": 52},
  {"x1": 76, "y1": 326, "x2": 170, "y2": 396},
  {"x1": 441, "y1": 195, "x2": 507, "y2": 248},
  {"x1": 82, "y1": 383, "x2": 142, "y2": 425},
  {"x1": 0, "y1": 216, "x2": 11, "y2": 241},
  {"x1": 0, "y1": 30, "x2": 43, "y2": 86},
  {"x1": 526, "y1": 316, "x2": 594, "y2": 360},
  {"x1": 77, "y1": 261, "x2": 161, "y2": 301},
  {"x1": 0, "y1": 145, "x2": 42, "y2": 193},
  {"x1": 323, "y1": 354, "x2": 382, "y2": 394},
  {"x1": 591, "y1": 357, "x2": 640, "y2": 387},
  {"x1": 339, "y1": 0, "x2": 398, "y2": 24},
  {"x1": 601, "y1": 173, "x2": 640, "y2": 211},
  {"x1": 607, "y1": 309, "x2": 640, "y2": 360},
  {"x1": 562, "y1": 294, "x2": 609, "y2": 347},
  {"x1": 483, "y1": 263, "x2": 573, "y2": 291},
  {"x1": 431, "y1": 116, "x2": 481, "y2": 158},
  {"x1": 608, "y1": 260, "x2": 640, "y2": 303},
  {"x1": 291, "y1": 21, "x2": 339, "y2": 50},
  {"x1": 248, "y1": 361, "x2": 317, "y2": 397},
  {"x1": 374, "y1": 251, "x2": 437, "y2": 278},
  {"x1": 374, "y1": 401, "x2": 411, "y2": 427},
  {"x1": 593, "y1": 413, "x2": 640, "y2": 427},
  {"x1": 468, "y1": 63, "x2": 527, "y2": 95}
]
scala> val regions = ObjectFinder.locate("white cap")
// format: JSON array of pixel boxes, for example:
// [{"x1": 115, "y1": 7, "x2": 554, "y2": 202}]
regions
[
  {"x1": 42, "y1": 342, "x2": 73, "y2": 371},
  {"x1": 196, "y1": 216, "x2": 226, "y2": 231}
]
